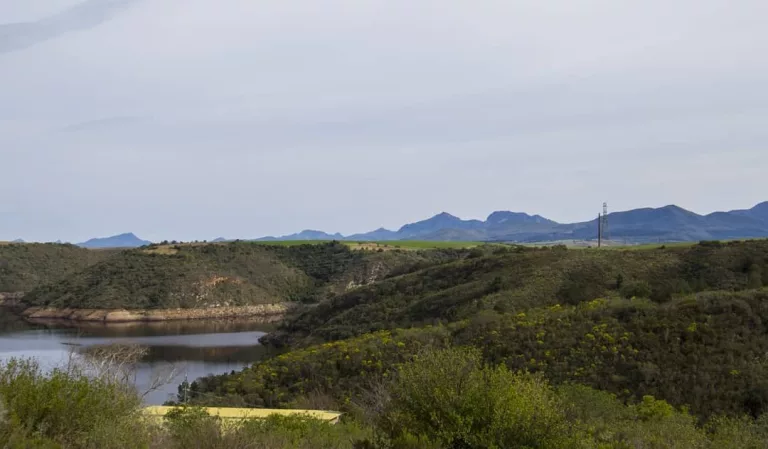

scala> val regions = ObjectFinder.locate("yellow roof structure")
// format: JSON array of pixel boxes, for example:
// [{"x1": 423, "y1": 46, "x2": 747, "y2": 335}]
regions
[{"x1": 143, "y1": 406, "x2": 342, "y2": 424}]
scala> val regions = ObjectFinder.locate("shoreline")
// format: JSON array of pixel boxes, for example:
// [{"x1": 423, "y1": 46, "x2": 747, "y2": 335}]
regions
[{"x1": 19, "y1": 303, "x2": 295, "y2": 323}]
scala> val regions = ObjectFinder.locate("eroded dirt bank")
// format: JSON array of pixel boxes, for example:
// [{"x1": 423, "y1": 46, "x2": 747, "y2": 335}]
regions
[{"x1": 20, "y1": 303, "x2": 295, "y2": 323}]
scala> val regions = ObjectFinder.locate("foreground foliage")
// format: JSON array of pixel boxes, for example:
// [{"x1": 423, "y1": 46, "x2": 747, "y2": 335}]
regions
[
  {"x1": 191, "y1": 289, "x2": 768, "y2": 418},
  {"x1": 2, "y1": 349, "x2": 768, "y2": 449}
]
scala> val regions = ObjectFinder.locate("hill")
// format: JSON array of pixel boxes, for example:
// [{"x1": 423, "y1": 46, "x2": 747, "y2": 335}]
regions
[
  {"x1": 77, "y1": 232, "x2": 152, "y2": 249},
  {"x1": 23, "y1": 241, "x2": 470, "y2": 310},
  {"x1": 264, "y1": 239, "x2": 768, "y2": 346},
  {"x1": 0, "y1": 243, "x2": 119, "y2": 293},
  {"x1": 188, "y1": 239, "x2": 768, "y2": 420},
  {"x1": 255, "y1": 230, "x2": 345, "y2": 241},
  {"x1": 251, "y1": 202, "x2": 768, "y2": 244}
]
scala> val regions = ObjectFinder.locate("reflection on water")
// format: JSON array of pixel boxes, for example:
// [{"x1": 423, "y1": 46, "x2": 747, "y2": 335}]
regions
[{"x1": 0, "y1": 310, "x2": 275, "y2": 404}]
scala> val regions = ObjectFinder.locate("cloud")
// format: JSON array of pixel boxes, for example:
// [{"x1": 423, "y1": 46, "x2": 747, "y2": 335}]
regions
[{"x1": 0, "y1": 0, "x2": 139, "y2": 54}]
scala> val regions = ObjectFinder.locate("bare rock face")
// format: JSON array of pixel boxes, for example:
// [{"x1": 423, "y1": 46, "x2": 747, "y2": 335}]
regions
[
  {"x1": 21, "y1": 303, "x2": 295, "y2": 323},
  {"x1": 344, "y1": 261, "x2": 390, "y2": 291}
]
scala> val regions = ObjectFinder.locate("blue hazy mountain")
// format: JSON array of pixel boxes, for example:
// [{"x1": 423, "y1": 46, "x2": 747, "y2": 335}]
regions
[
  {"x1": 78, "y1": 233, "x2": 151, "y2": 248},
  {"x1": 346, "y1": 228, "x2": 398, "y2": 241},
  {"x1": 254, "y1": 230, "x2": 345, "y2": 241},
  {"x1": 254, "y1": 202, "x2": 768, "y2": 244},
  {"x1": 731, "y1": 201, "x2": 768, "y2": 222},
  {"x1": 396, "y1": 212, "x2": 485, "y2": 239}
]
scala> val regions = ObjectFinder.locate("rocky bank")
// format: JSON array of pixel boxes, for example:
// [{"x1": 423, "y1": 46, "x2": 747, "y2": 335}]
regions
[{"x1": 20, "y1": 303, "x2": 295, "y2": 323}]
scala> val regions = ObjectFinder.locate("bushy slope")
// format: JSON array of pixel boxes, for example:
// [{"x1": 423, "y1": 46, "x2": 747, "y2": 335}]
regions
[
  {"x1": 0, "y1": 243, "x2": 118, "y2": 292},
  {"x1": 191, "y1": 289, "x2": 768, "y2": 419},
  {"x1": 23, "y1": 242, "x2": 469, "y2": 309},
  {"x1": 265, "y1": 240, "x2": 768, "y2": 346},
  {"x1": 187, "y1": 240, "x2": 768, "y2": 420}
]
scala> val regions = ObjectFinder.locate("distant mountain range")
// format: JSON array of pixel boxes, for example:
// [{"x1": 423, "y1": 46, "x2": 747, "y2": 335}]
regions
[
  {"x1": 254, "y1": 201, "x2": 768, "y2": 244},
  {"x1": 20, "y1": 201, "x2": 768, "y2": 248},
  {"x1": 77, "y1": 233, "x2": 151, "y2": 249}
]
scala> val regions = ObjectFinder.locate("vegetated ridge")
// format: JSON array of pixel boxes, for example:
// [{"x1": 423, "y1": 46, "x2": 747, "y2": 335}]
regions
[
  {"x1": 21, "y1": 241, "x2": 471, "y2": 310},
  {"x1": 0, "y1": 243, "x2": 119, "y2": 293}
]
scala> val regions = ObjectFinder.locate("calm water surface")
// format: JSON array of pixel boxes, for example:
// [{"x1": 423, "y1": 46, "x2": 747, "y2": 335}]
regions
[{"x1": 0, "y1": 311, "x2": 274, "y2": 404}]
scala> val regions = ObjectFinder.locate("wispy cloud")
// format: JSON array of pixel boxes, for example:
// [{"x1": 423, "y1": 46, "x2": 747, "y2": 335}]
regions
[{"x1": 0, "y1": 0, "x2": 139, "y2": 54}]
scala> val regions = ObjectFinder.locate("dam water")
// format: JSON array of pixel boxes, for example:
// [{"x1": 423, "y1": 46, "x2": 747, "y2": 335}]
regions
[{"x1": 0, "y1": 312, "x2": 274, "y2": 404}]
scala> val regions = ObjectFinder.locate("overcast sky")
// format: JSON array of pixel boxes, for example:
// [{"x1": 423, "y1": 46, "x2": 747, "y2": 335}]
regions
[{"x1": 2, "y1": 0, "x2": 767, "y2": 242}]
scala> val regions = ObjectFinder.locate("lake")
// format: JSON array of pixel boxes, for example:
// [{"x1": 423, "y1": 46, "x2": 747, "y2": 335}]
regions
[{"x1": 0, "y1": 310, "x2": 274, "y2": 404}]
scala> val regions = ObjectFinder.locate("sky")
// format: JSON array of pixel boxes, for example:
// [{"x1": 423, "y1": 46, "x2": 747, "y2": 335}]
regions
[{"x1": 1, "y1": 0, "x2": 767, "y2": 243}]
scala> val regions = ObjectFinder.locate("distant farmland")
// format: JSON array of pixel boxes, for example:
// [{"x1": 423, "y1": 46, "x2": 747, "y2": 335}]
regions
[{"x1": 248, "y1": 240, "x2": 485, "y2": 250}]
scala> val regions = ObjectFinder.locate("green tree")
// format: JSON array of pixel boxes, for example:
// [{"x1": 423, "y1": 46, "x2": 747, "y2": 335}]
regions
[
  {"x1": 379, "y1": 347, "x2": 585, "y2": 449},
  {"x1": 620, "y1": 280, "x2": 652, "y2": 299}
]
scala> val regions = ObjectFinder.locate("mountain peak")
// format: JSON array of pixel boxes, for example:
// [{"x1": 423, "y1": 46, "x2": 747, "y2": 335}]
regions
[
  {"x1": 735, "y1": 201, "x2": 768, "y2": 222},
  {"x1": 78, "y1": 233, "x2": 151, "y2": 249},
  {"x1": 486, "y1": 211, "x2": 557, "y2": 226},
  {"x1": 397, "y1": 212, "x2": 484, "y2": 237}
]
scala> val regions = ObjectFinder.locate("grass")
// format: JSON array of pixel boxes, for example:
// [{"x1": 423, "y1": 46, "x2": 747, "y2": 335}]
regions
[
  {"x1": 608, "y1": 238, "x2": 768, "y2": 251},
  {"x1": 368, "y1": 241, "x2": 485, "y2": 249},
  {"x1": 608, "y1": 241, "x2": 698, "y2": 251},
  {"x1": 248, "y1": 240, "x2": 485, "y2": 250}
]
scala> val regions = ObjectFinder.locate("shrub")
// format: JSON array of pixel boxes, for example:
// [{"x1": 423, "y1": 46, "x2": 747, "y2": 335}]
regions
[
  {"x1": 378, "y1": 347, "x2": 584, "y2": 449},
  {"x1": 162, "y1": 407, "x2": 370, "y2": 449},
  {"x1": 0, "y1": 359, "x2": 147, "y2": 449},
  {"x1": 620, "y1": 280, "x2": 652, "y2": 299},
  {"x1": 557, "y1": 260, "x2": 608, "y2": 305}
]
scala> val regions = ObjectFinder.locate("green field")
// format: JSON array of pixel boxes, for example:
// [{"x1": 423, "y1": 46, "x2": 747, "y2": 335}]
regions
[
  {"x1": 248, "y1": 240, "x2": 486, "y2": 250},
  {"x1": 608, "y1": 241, "x2": 698, "y2": 250},
  {"x1": 608, "y1": 238, "x2": 768, "y2": 251}
]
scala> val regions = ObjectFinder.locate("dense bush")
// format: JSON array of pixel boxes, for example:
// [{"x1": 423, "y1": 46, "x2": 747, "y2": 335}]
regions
[
  {"x1": 267, "y1": 240, "x2": 768, "y2": 347},
  {"x1": 364, "y1": 347, "x2": 768, "y2": 449},
  {"x1": 620, "y1": 279, "x2": 652, "y2": 298},
  {"x1": 2, "y1": 348, "x2": 768, "y2": 449},
  {"x1": 201, "y1": 289, "x2": 768, "y2": 419},
  {"x1": 0, "y1": 359, "x2": 148, "y2": 449},
  {"x1": 377, "y1": 348, "x2": 580, "y2": 449},
  {"x1": 22, "y1": 242, "x2": 466, "y2": 309},
  {"x1": 0, "y1": 243, "x2": 116, "y2": 293}
]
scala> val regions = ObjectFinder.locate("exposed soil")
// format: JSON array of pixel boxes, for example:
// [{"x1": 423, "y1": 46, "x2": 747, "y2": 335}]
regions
[{"x1": 20, "y1": 303, "x2": 295, "y2": 323}]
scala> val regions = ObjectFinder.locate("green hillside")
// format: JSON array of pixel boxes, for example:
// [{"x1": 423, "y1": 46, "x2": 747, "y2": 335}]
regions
[
  {"x1": 0, "y1": 243, "x2": 119, "y2": 293},
  {"x1": 265, "y1": 240, "x2": 768, "y2": 346},
  {"x1": 187, "y1": 240, "x2": 768, "y2": 421},
  {"x1": 23, "y1": 241, "x2": 470, "y2": 309},
  {"x1": 189, "y1": 290, "x2": 768, "y2": 419}
]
